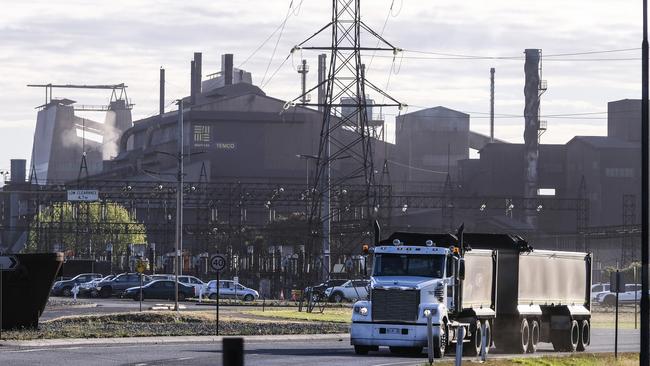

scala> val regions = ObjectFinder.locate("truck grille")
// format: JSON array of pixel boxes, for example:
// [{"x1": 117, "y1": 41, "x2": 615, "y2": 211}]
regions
[{"x1": 372, "y1": 289, "x2": 420, "y2": 322}]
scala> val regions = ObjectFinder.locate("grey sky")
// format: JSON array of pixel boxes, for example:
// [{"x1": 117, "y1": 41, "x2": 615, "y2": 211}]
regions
[{"x1": 0, "y1": 0, "x2": 641, "y2": 177}]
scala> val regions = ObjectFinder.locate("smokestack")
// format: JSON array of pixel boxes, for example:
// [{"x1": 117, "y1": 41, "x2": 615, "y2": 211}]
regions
[
  {"x1": 10, "y1": 159, "x2": 26, "y2": 183},
  {"x1": 490, "y1": 67, "x2": 495, "y2": 142},
  {"x1": 194, "y1": 52, "x2": 202, "y2": 94},
  {"x1": 160, "y1": 67, "x2": 165, "y2": 115},
  {"x1": 223, "y1": 54, "x2": 234, "y2": 86},
  {"x1": 190, "y1": 59, "x2": 196, "y2": 104},
  {"x1": 317, "y1": 54, "x2": 327, "y2": 112},
  {"x1": 523, "y1": 49, "x2": 541, "y2": 228}
]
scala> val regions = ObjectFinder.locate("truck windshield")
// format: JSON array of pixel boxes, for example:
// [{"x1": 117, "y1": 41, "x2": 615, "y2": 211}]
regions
[{"x1": 373, "y1": 254, "x2": 445, "y2": 278}]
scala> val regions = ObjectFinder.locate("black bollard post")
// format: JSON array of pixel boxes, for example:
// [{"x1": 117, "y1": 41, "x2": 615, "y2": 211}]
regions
[{"x1": 223, "y1": 337, "x2": 244, "y2": 366}]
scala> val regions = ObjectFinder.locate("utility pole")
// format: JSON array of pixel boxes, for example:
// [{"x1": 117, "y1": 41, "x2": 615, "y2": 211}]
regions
[
  {"x1": 490, "y1": 67, "x2": 495, "y2": 142},
  {"x1": 174, "y1": 100, "x2": 184, "y2": 312},
  {"x1": 640, "y1": 0, "x2": 649, "y2": 364},
  {"x1": 286, "y1": 0, "x2": 404, "y2": 283}
]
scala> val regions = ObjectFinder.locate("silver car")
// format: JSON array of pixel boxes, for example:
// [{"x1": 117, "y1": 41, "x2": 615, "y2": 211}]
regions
[{"x1": 206, "y1": 280, "x2": 259, "y2": 301}]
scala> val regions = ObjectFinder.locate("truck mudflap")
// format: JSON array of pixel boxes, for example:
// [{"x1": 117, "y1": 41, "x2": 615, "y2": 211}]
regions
[{"x1": 350, "y1": 322, "x2": 437, "y2": 347}]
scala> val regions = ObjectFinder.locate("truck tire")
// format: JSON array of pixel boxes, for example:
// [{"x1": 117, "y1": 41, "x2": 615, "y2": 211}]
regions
[
  {"x1": 577, "y1": 320, "x2": 590, "y2": 351},
  {"x1": 482, "y1": 320, "x2": 492, "y2": 354},
  {"x1": 517, "y1": 318, "x2": 530, "y2": 354},
  {"x1": 552, "y1": 320, "x2": 579, "y2": 352},
  {"x1": 433, "y1": 323, "x2": 447, "y2": 358},
  {"x1": 527, "y1": 319, "x2": 540, "y2": 353},
  {"x1": 354, "y1": 345, "x2": 370, "y2": 355},
  {"x1": 463, "y1": 320, "x2": 482, "y2": 356}
]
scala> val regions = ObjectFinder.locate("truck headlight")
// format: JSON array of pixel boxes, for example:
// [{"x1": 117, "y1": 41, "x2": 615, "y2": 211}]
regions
[
  {"x1": 354, "y1": 306, "x2": 368, "y2": 316},
  {"x1": 423, "y1": 308, "x2": 437, "y2": 317}
]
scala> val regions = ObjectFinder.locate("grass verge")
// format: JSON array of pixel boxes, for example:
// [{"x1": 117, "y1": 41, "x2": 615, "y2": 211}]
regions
[
  {"x1": 423, "y1": 353, "x2": 638, "y2": 365},
  {"x1": 243, "y1": 308, "x2": 352, "y2": 323},
  {"x1": 0, "y1": 311, "x2": 348, "y2": 341}
]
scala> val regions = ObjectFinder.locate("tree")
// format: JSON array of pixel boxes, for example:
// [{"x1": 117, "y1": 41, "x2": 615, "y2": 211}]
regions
[{"x1": 26, "y1": 201, "x2": 146, "y2": 259}]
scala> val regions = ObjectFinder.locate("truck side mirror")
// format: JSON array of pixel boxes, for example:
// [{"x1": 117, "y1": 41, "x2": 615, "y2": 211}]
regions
[{"x1": 458, "y1": 258, "x2": 465, "y2": 281}]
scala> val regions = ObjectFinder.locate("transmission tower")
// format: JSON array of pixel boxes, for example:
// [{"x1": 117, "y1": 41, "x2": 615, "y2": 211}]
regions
[{"x1": 286, "y1": 0, "x2": 404, "y2": 282}]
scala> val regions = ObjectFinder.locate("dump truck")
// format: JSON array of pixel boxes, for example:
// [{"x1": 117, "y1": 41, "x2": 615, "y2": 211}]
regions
[{"x1": 350, "y1": 228, "x2": 591, "y2": 357}]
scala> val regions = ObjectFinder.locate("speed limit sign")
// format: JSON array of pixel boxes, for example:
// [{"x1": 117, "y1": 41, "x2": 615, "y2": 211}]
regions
[{"x1": 210, "y1": 254, "x2": 227, "y2": 272}]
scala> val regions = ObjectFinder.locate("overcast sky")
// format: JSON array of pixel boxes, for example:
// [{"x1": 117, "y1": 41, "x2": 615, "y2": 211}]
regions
[{"x1": 0, "y1": 0, "x2": 642, "y2": 178}]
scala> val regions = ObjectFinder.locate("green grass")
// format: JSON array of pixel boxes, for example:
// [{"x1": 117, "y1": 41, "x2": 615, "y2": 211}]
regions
[
  {"x1": 423, "y1": 353, "x2": 638, "y2": 366},
  {"x1": 243, "y1": 308, "x2": 352, "y2": 323}
]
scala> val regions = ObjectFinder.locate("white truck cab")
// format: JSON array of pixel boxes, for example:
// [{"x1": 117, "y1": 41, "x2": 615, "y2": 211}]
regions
[{"x1": 350, "y1": 238, "x2": 495, "y2": 358}]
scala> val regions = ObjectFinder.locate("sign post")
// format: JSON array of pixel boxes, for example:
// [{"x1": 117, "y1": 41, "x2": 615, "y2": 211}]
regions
[
  {"x1": 136, "y1": 259, "x2": 148, "y2": 312},
  {"x1": 210, "y1": 254, "x2": 227, "y2": 336}
]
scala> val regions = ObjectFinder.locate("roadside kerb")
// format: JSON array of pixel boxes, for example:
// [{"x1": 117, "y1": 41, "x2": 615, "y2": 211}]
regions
[{"x1": 0, "y1": 333, "x2": 350, "y2": 348}]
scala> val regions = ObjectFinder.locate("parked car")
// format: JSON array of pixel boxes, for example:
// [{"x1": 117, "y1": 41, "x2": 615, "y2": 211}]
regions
[
  {"x1": 96, "y1": 273, "x2": 151, "y2": 298},
  {"x1": 205, "y1": 280, "x2": 259, "y2": 301},
  {"x1": 51, "y1": 273, "x2": 103, "y2": 296},
  {"x1": 303, "y1": 279, "x2": 349, "y2": 302},
  {"x1": 151, "y1": 274, "x2": 174, "y2": 281},
  {"x1": 177, "y1": 275, "x2": 206, "y2": 297},
  {"x1": 79, "y1": 275, "x2": 115, "y2": 297},
  {"x1": 591, "y1": 282, "x2": 610, "y2": 302},
  {"x1": 324, "y1": 279, "x2": 369, "y2": 303},
  {"x1": 597, "y1": 283, "x2": 644, "y2": 306},
  {"x1": 123, "y1": 280, "x2": 195, "y2": 301}
]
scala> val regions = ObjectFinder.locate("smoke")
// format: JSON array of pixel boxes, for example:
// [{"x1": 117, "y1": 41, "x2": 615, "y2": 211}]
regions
[{"x1": 103, "y1": 110, "x2": 119, "y2": 160}]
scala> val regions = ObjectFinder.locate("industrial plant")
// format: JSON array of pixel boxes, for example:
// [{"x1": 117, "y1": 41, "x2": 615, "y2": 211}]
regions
[{"x1": 0, "y1": 31, "x2": 641, "y2": 299}]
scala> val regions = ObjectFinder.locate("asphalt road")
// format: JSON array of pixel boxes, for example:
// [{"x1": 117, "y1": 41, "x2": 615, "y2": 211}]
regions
[{"x1": 0, "y1": 329, "x2": 639, "y2": 366}]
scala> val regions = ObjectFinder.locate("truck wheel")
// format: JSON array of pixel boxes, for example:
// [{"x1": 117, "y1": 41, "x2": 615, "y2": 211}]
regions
[
  {"x1": 463, "y1": 320, "x2": 482, "y2": 356},
  {"x1": 528, "y1": 319, "x2": 540, "y2": 353},
  {"x1": 433, "y1": 324, "x2": 447, "y2": 358},
  {"x1": 552, "y1": 320, "x2": 579, "y2": 352},
  {"x1": 482, "y1": 320, "x2": 492, "y2": 354},
  {"x1": 518, "y1": 318, "x2": 530, "y2": 354},
  {"x1": 577, "y1": 320, "x2": 590, "y2": 351},
  {"x1": 354, "y1": 345, "x2": 370, "y2": 355}
]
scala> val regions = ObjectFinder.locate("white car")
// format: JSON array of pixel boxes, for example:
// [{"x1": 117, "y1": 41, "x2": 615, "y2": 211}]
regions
[
  {"x1": 591, "y1": 283, "x2": 610, "y2": 302},
  {"x1": 324, "y1": 279, "x2": 369, "y2": 303},
  {"x1": 596, "y1": 283, "x2": 644, "y2": 306},
  {"x1": 205, "y1": 280, "x2": 259, "y2": 301},
  {"x1": 177, "y1": 275, "x2": 206, "y2": 297}
]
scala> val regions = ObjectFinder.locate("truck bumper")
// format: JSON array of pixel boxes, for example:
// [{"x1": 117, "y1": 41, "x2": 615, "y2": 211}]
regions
[{"x1": 350, "y1": 322, "x2": 437, "y2": 348}]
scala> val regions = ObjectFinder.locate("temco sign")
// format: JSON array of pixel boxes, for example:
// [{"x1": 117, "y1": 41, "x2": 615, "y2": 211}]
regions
[{"x1": 67, "y1": 190, "x2": 99, "y2": 202}]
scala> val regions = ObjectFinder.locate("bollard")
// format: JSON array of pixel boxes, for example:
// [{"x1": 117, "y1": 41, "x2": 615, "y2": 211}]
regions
[
  {"x1": 455, "y1": 326, "x2": 464, "y2": 366},
  {"x1": 223, "y1": 337, "x2": 244, "y2": 366},
  {"x1": 426, "y1": 310, "x2": 434, "y2": 364},
  {"x1": 480, "y1": 321, "x2": 487, "y2": 362}
]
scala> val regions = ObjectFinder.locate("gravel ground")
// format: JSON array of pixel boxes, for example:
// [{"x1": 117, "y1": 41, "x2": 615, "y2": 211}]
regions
[{"x1": 0, "y1": 312, "x2": 349, "y2": 340}]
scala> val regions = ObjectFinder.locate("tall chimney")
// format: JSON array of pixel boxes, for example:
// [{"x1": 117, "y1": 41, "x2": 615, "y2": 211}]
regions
[
  {"x1": 159, "y1": 67, "x2": 165, "y2": 115},
  {"x1": 10, "y1": 159, "x2": 26, "y2": 183},
  {"x1": 490, "y1": 67, "x2": 495, "y2": 142},
  {"x1": 523, "y1": 49, "x2": 541, "y2": 228},
  {"x1": 317, "y1": 54, "x2": 327, "y2": 112},
  {"x1": 194, "y1": 52, "x2": 202, "y2": 94},
  {"x1": 223, "y1": 54, "x2": 234, "y2": 86},
  {"x1": 190, "y1": 59, "x2": 196, "y2": 104}
]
